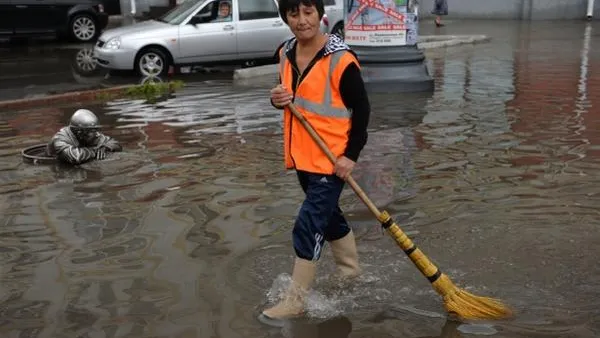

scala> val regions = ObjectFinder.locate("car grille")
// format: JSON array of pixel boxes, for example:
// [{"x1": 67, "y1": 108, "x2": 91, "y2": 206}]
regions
[{"x1": 96, "y1": 40, "x2": 105, "y2": 48}]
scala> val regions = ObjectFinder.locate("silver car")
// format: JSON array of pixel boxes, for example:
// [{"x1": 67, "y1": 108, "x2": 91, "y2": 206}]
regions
[
  {"x1": 94, "y1": 0, "x2": 293, "y2": 76},
  {"x1": 323, "y1": 0, "x2": 345, "y2": 37}
]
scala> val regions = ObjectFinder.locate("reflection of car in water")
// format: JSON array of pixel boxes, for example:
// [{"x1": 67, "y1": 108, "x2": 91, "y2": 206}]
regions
[
  {"x1": 71, "y1": 46, "x2": 108, "y2": 81},
  {"x1": 74, "y1": 47, "x2": 98, "y2": 74},
  {"x1": 1, "y1": 44, "x2": 105, "y2": 80},
  {"x1": 139, "y1": 75, "x2": 164, "y2": 85},
  {"x1": 0, "y1": 44, "x2": 108, "y2": 100}
]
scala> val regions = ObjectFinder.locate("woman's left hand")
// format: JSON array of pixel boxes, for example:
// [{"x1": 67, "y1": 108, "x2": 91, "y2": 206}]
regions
[{"x1": 334, "y1": 156, "x2": 356, "y2": 180}]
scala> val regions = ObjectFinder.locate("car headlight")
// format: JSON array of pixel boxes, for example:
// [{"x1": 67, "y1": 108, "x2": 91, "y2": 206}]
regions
[{"x1": 105, "y1": 38, "x2": 121, "y2": 49}]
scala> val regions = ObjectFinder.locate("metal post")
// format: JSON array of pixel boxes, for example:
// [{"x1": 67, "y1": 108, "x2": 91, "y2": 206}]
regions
[{"x1": 587, "y1": 0, "x2": 594, "y2": 19}]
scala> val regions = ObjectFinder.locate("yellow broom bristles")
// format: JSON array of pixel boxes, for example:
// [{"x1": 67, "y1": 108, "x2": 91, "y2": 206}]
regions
[{"x1": 432, "y1": 273, "x2": 513, "y2": 320}]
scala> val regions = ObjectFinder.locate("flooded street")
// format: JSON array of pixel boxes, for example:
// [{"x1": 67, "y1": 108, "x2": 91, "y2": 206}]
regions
[{"x1": 1, "y1": 20, "x2": 600, "y2": 337}]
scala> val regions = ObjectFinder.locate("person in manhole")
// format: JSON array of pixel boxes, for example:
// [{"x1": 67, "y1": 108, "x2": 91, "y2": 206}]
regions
[
  {"x1": 260, "y1": 0, "x2": 371, "y2": 326},
  {"x1": 46, "y1": 109, "x2": 122, "y2": 165}
]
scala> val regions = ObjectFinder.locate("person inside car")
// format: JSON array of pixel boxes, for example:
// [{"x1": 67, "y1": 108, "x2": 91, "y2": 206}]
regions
[
  {"x1": 213, "y1": 1, "x2": 232, "y2": 22},
  {"x1": 46, "y1": 109, "x2": 122, "y2": 165}
]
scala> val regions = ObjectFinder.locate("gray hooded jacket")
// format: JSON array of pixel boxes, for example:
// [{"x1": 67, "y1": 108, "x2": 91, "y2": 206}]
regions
[{"x1": 47, "y1": 127, "x2": 122, "y2": 165}]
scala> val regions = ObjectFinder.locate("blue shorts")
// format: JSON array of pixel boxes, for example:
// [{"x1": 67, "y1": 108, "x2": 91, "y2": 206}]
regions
[{"x1": 292, "y1": 170, "x2": 351, "y2": 261}]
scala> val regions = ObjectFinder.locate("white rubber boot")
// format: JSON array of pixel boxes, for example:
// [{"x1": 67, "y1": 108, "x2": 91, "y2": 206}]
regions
[
  {"x1": 329, "y1": 230, "x2": 362, "y2": 279},
  {"x1": 259, "y1": 257, "x2": 317, "y2": 326}
]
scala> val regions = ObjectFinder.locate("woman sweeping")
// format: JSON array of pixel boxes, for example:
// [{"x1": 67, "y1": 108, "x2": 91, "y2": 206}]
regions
[
  {"x1": 259, "y1": 0, "x2": 371, "y2": 327},
  {"x1": 432, "y1": 0, "x2": 448, "y2": 27}
]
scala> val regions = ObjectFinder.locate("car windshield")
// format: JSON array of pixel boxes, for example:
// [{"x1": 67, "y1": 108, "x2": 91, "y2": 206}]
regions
[{"x1": 158, "y1": 0, "x2": 208, "y2": 24}]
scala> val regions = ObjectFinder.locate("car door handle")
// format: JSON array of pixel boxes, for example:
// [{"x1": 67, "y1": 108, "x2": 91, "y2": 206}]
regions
[
  {"x1": 273, "y1": 21, "x2": 283, "y2": 27},
  {"x1": 223, "y1": 25, "x2": 234, "y2": 31},
  {"x1": 16, "y1": 5, "x2": 27, "y2": 8}
]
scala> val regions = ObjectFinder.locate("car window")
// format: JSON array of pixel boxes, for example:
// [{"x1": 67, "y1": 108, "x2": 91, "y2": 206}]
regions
[
  {"x1": 192, "y1": 1, "x2": 215, "y2": 21},
  {"x1": 324, "y1": 0, "x2": 336, "y2": 5},
  {"x1": 187, "y1": 0, "x2": 233, "y2": 23},
  {"x1": 159, "y1": 0, "x2": 208, "y2": 24},
  {"x1": 239, "y1": 0, "x2": 279, "y2": 21}
]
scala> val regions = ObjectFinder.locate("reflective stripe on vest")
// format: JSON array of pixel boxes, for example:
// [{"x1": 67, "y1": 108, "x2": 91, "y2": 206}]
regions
[{"x1": 279, "y1": 42, "x2": 352, "y2": 119}]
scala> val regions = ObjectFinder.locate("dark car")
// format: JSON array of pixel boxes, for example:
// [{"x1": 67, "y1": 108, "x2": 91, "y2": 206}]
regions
[{"x1": 0, "y1": 0, "x2": 109, "y2": 42}]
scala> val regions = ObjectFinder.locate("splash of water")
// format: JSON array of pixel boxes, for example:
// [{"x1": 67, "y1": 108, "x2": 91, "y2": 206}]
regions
[{"x1": 265, "y1": 272, "x2": 387, "y2": 320}]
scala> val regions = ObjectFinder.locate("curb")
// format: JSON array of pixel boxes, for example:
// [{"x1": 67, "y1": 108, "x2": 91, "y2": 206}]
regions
[
  {"x1": 0, "y1": 85, "x2": 132, "y2": 111},
  {"x1": 233, "y1": 64, "x2": 277, "y2": 80},
  {"x1": 233, "y1": 35, "x2": 490, "y2": 80},
  {"x1": 419, "y1": 34, "x2": 490, "y2": 49}
]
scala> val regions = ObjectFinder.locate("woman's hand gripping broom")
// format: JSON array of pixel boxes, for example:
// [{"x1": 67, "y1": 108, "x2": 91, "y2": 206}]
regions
[{"x1": 287, "y1": 103, "x2": 513, "y2": 320}]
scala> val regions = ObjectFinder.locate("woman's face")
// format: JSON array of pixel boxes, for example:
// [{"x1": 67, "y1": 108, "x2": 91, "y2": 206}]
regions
[
  {"x1": 219, "y1": 3, "x2": 230, "y2": 17},
  {"x1": 285, "y1": 4, "x2": 321, "y2": 41}
]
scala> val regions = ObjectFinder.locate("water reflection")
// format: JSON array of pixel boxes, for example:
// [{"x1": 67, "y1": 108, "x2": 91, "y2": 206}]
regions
[
  {"x1": 0, "y1": 44, "x2": 109, "y2": 101},
  {"x1": 282, "y1": 316, "x2": 353, "y2": 338},
  {"x1": 0, "y1": 41, "x2": 239, "y2": 102},
  {"x1": 1, "y1": 21, "x2": 600, "y2": 338},
  {"x1": 280, "y1": 311, "x2": 497, "y2": 337},
  {"x1": 50, "y1": 163, "x2": 104, "y2": 183}
]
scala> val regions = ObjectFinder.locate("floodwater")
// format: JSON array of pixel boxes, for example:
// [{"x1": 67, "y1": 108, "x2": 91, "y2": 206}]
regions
[{"x1": 1, "y1": 21, "x2": 600, "y2": 337}]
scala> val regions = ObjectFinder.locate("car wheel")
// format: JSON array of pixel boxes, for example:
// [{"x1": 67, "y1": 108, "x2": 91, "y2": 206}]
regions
[
  {"x1": 70, "y1": 14, "x2": 98, "y2": 42},
  {"x1": 135, "y1": 48, "x2": 169, "y2": 77},
  {"x1": 332, "y1": 22, "x2": 344, "y2": 39}
]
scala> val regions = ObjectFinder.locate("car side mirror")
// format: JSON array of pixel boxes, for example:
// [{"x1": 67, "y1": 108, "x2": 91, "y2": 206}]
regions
[
  {"x1": 189, "y1": 14, "x2": 212, "y2": 25},
  {"x1": 189, "y1": 16, "x2": 202, "y2": 25}
]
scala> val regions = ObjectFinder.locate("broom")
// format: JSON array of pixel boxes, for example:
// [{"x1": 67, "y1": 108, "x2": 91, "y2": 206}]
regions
[{"x1": 286, "y1": 103, "x2": 513, "y2": 321}]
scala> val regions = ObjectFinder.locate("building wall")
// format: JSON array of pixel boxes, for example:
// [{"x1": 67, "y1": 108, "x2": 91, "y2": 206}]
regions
[
  {"x1": 120, "y1": 0, "x2": 170, "y2": 17},
  {"x1": 418, "y1": 0, "x2": 599, "y2": 20}
]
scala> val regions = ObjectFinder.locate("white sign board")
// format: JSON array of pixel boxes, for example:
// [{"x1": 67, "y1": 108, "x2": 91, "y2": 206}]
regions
[{"x1": 345, "y1": 0, "x2": 419, "y2": 47}]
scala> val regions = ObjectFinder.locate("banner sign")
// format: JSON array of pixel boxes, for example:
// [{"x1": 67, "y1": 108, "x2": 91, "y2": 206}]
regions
[{"x1": 345, "y1": 0, "x2": 419, "y2": 47}]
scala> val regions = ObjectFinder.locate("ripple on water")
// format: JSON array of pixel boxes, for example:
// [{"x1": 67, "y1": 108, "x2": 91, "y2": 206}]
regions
[
  {"x1": 457, "y1": 323, "x2": 498, "y2": 336},
  {"x1": 104, "y1": 80, "x2": 281, "y2": 135}
]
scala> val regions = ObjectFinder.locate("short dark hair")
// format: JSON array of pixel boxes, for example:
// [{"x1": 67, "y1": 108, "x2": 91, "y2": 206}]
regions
[{"x1": 278, "y1": 0, "x2": 325, "y2": 24}]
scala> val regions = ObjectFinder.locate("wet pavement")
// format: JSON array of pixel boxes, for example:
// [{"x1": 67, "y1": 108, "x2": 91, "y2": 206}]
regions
[
  {"x1": 0, "y1": 36, "x2": 237, "y2": 102},
  {"x1": 0, "y1": 40, "x2": 110, "y2": 101},
  {"x1": 1, "y1": 20, "x2": 600, "y2": 337},
  {"x1": 0, "y1": 16, "x2": 134, "y2": 101}
]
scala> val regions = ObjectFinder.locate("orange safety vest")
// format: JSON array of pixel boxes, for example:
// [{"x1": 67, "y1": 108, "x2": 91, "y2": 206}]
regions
[{"x1": 279, "y1": 41, "x2": 359, "y2": 174}]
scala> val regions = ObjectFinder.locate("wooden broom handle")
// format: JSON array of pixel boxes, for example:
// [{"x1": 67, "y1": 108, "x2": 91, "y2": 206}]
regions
[{"x1": 287, "y1": 103, "x2": 382, "y2": 219}]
